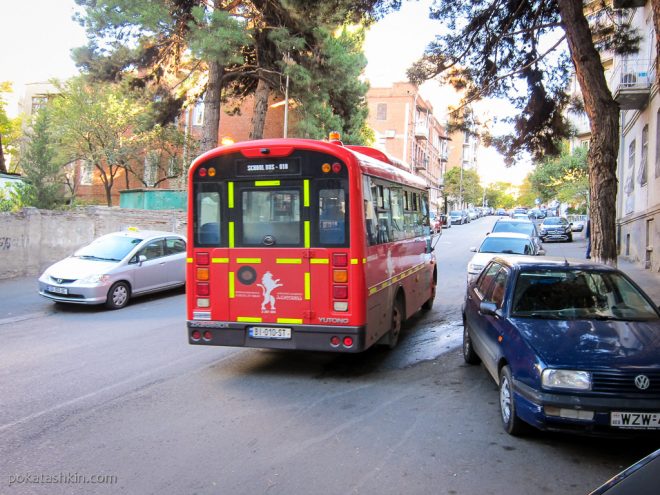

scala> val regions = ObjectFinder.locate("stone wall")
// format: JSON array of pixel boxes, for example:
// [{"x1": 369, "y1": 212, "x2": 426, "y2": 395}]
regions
[{"x1": 0, "y1": 207, "x2": 187, "y2": 279}]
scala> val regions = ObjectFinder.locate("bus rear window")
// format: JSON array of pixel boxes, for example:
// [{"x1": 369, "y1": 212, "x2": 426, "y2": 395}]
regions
[
  {"x1": 319, "y1": 187, "x2": 346, "y2": 245},
  {"x1": 196, "y1": 190, "x2": 221, "y2": 245},
  {"x1": 241, "y1": 190, "x2": 301, "y2": 245}
]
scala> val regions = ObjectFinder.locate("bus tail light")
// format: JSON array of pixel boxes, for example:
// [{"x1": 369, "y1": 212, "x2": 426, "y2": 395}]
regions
[
  {"x1": 197, "y1": 252, "x2": 210, "y2": 265},
  {"x1": 333, "y1": 285, "x2": 348, "y2": 299},
  {"x1": 197, "y1": 283, "x2": 210, "y2": 296},
  {"x1": 332, "y1": 253, "x2": 348, "y2": 267},
  {"x1": 196, "y1": 298, "x2": 210, "y2": 308},
  {"x1": 343, "y1": 336, "x2": 354, "y2": 348},
  {"x1": 203, "y1": 331, "x2": 212, "y2": 341},
  {"x1": 332, "y1": 162, "x2": 342, "y2": 173},
  {"x1": 197, "y1": 267, "x2": 209, "y2": 281},
  {"x1": 333, "y1": 269, "x2": 348, "y2": 283},
  {"x1": 330, "y1": 336, "x2": 340, "y2": 347},
  {"x1": 191, "y1": 330, "x2": 202, "y2": 341}
]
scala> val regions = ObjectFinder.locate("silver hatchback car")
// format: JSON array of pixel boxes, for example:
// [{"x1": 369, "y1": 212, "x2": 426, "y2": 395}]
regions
[{"x1": 38, "y1": 229, "x2": 186, "y2": 309}]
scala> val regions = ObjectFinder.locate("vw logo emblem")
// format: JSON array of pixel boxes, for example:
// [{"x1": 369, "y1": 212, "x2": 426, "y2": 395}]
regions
[{"x1": 634, "y1": 375, "x2": 650, "y2": 390}]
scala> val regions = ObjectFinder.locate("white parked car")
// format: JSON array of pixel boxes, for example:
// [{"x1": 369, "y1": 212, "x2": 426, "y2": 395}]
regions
[
  {"x1": 467, "y1": 232, "x2": 544, "y2": 282},
  {"x1": 38, "y1": 229, "x2": 187, "y2": 309}
]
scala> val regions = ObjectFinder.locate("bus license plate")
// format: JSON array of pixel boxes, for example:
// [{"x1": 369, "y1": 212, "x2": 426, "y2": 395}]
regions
[
  {"x1": 611, "y1": 412, "x2": 660, "y2": 429},
  {"x1": 248, "y1": 327, "x2": 291, "y2": 340},
  {"x1": 48, "y1": 286, "x2": 68, "y2": 295}
]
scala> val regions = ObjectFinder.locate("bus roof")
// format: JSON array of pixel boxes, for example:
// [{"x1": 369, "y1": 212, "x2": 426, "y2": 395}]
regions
[{"x1": 190, "y1": 138, "x2": 429, "y2": 191}]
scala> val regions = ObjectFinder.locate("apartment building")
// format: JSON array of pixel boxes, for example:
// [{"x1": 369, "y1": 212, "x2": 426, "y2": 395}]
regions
[{"x1": 365, "y1": 82, "x2": 450, "y2": 214}]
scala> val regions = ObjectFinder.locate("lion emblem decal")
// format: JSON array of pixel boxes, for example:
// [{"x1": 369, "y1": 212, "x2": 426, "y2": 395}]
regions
[{"x1": 257, "y1": 272, "x2": 283, "y2": 312}]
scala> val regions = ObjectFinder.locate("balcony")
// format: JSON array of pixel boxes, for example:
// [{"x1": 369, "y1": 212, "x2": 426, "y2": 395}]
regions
[
  {"x1": 610, "y1": 59, "x2": 654, "y2": 110},
  {"x1": 414, "y1": 122, "x2": 429, "y2": 140},
  {"x1": 612, "y1": 0, "x2": 645, "y2": 8}
]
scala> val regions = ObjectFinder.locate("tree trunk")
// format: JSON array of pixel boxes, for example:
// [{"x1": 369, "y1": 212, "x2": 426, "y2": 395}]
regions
[
  {"x1": 0, "y1": 133, "x2": 7, "y2": 174},
  {"x1": 557, "y1": 0, "x2": 620, "y2": 267},
  {"x1": 249, "y1": 75, "x2": 271, "y2": 140},
  {"x1": 200, "y1": 61, "x2": 223, "y2": 153}
]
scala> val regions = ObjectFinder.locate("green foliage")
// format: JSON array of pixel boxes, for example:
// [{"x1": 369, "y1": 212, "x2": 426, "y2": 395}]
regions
[
  {"x1": 16, "y1": 108, "x2": 67, "y2": 209},
  {"x1": 484, "y1": 182, "x2": 516, "y2": 209},
  {"x1": 529, "y1": 143, "x2": 588, "y2": 208},
  {"x1": 443, "y1": 167, "x2": 483, "y2": 206}
]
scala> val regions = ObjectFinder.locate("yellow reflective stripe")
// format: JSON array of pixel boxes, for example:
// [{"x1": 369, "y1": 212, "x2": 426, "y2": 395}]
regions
[
  {"x1": 229, "y1": 222, "x2": 235, "y2": 248},
  {"x1": 236, "y1": 258, "x2": 261, "y2": 264},
  {"x1": 229, "y1": 272, "x2": 235, "y2": 298},
  {"x1": 237, "y1": 316, "x2": 262, "y2": 323},
  {"x1": 310, "y1": 258, "x2": 329, "y2": 265},
  {"x1": 278, "y1": 318, "x2": 302, "y2": 324},
  {"x1": 367, "y1": 263, "x2": 427, "y2": 295},
  {"x1": 276, "y1": 258, "x2": 302, "y2": 264},
  {"x1": 304, "y1": 221, "x2": 310, "y2": 248},
  {"x1": 351, "y1": 259, "x2": 359, "y2": 265},
  {"x1": 212, "y1": 258, "x2": 229, "y2": 264},
  {"x1": 255, "y1": 180, "x2": 280, "y2": 187},
  {"x1": 187, "y1": 257, "x2": 193, "y2": 263},
  {"x1": 228, "y1": 181, "x2": 234, "y2": 208},
  {"x1": 304, "y1": 180, "x2": 310, "y2": 207},
  {"x1": 304, "y1": 272, "x2": 311, "y2": 300}
]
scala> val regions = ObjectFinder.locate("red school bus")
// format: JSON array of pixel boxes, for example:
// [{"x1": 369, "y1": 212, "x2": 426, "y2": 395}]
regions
[{"x1": 186, "y1": 136, "x2": 438, "y2": 352}]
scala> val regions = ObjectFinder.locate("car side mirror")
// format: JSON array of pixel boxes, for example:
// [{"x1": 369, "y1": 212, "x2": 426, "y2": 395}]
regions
[
  {"x1": 480, "y1": 301, "x2": 498, "y2": 316},
  {"x1": 469, "y1": 247, "x2": 477, "y2": 252},
  {"x1": 138, "y1": 254, "x2": 147, "y2": 264}
]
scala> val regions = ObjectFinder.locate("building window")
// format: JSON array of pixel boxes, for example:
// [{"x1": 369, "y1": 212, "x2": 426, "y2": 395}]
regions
[
  {"x1": 639, "y1": 125, "x2": 648, "y2": 186},
  {"x1": 193, "y1": 100, "x2": 204, "y2": 127},
  {"x1": 624, "y1": 139, "x2": 635, "y2": 194},
  {"x1": 31, "y1": 95, "x2": 49, "y2": 115},
  {"x1": 80, "y1": 161, "x2": 93, "y2": 186},
  {"x1": 376, "y1": 103, "x2": 387, "y2": 120}
]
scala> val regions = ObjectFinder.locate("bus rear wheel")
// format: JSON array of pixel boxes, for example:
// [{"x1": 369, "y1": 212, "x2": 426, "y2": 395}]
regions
[{"x1": 387, "y1": 297, "x2": 404, "y2": 349}]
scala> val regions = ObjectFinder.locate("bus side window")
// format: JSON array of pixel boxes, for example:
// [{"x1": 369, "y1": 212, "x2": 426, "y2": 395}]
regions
[{"x1": 363, "y1": 177, "x2": 378, "y2": 245}]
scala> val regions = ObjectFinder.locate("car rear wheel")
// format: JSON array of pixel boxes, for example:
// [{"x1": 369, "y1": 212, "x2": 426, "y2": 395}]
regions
[
  {"x1": 462, "y1": 322, "x2": 481, "y2": 365},
  {"x1": 106, "y1": 281, "x2": 130, "y2": 310},
  {"x1": 499, "y1": 366, "x2": 528, "y2": 436}
]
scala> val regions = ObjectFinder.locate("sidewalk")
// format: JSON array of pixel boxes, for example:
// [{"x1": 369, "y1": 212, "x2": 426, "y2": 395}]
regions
[{"x1": 617, "y1": 256, "x2": 660, "y2": 304}]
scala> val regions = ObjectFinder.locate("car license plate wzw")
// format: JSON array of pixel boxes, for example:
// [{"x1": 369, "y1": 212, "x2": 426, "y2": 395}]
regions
[
  {"x1": 248, "y1": 327, "x2": 292, "y2": 340},
  {"x1": 611, "y1": 412, "x2": 660, "y2": 429},
  {"x1": 47, "y1": 286, "x2": 68, "y2": 295}
]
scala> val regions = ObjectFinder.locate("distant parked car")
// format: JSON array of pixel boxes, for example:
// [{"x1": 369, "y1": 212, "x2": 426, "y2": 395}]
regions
[
  {"x1": 467, "y1": 208, "x2": 478, "y2": 221},
  {"x1": 496, "y1": 208, "x2": 508, "y2": 216},
  {"x1": 571, "y1": 220, "x2": 585, "y2": 232},
  {"x1": 540, "y1": 216, "x2": 573, "y2": 242},
  {"x1": 449, "y1": 210, "x2": 468, "y2": 225},
  {"x1": 528, "y1": 208, "x2": 546, "y2": 219},
  {"x1": 463, "y1": 256, "x2": 660, "y2": 436},
  {"x1": 489, "y1": 218, "x2": 543, "y2": 253},
  {"x1": 467, "y1": 233, "x2": 542, "y2": 282},
  {"x1": 440, "y1": 213, "x2": 451, "y2": 229},
  {"x1": 38, "y1": 229, "x2": 187, "y2": 309}
]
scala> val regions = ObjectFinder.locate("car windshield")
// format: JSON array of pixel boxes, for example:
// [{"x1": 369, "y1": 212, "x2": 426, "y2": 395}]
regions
[
  {"x1": 511, "y1": 269, "x2": 659, "y2": 321},
  {"x1": 543, "y1": 218, "x2": 562, "y2": 225},
  {"x1": 450, "y1": 211, "x2": 461, "y2": 217},
  {"x1": 479, "y1": 237, "x2": 533, "y2": 255},
  {"x1": 492, "y1": 222, "x2": 535, "y2": 236},
  {"x1": 74, "y1": 235, "x2": 143, "y2": 262}
]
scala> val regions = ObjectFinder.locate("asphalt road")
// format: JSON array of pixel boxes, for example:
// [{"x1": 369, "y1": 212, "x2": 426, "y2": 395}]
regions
[{"x1": 0, "y1": 217, "x2": 657, "y2": 495}]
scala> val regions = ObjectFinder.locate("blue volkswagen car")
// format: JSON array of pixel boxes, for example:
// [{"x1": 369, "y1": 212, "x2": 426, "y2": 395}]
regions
[{"x1": 462, "y1": 256, "x2": 660, "y2": 436}]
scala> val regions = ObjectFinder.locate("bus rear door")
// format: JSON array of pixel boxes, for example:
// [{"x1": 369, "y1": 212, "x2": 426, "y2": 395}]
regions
[{"x1": 228, "y1": 179, "x2": 312, "y2": 337}]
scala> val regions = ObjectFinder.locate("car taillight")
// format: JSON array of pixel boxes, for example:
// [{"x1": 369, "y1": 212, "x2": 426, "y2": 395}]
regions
[
  {"x1": 197, "y1": 252, "x2": 210, "y2": 265},
  {"x1": 333, "y1": 269, "x2": 348, "y2": 283},
  {"x1": 197, "y1": 282, "x2": 210, "y2": 296},
  {"x1": 333, "y1": 253, "x2": 348, "y2": 267}
]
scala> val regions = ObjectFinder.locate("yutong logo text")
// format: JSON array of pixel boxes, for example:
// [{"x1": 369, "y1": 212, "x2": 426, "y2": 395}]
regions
[{"x1": 319, "y1": 317, "x2": 349, "y2": 324}]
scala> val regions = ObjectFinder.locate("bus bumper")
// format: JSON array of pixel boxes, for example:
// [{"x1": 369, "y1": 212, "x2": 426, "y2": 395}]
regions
[{"x1": 187, "y1": 321, "x2": 368, "y2": 352}]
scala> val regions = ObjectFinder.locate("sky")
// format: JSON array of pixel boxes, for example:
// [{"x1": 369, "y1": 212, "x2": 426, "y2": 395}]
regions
[{"x1": 0, "y1": 0, "x2": 531, "y2": 185}]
